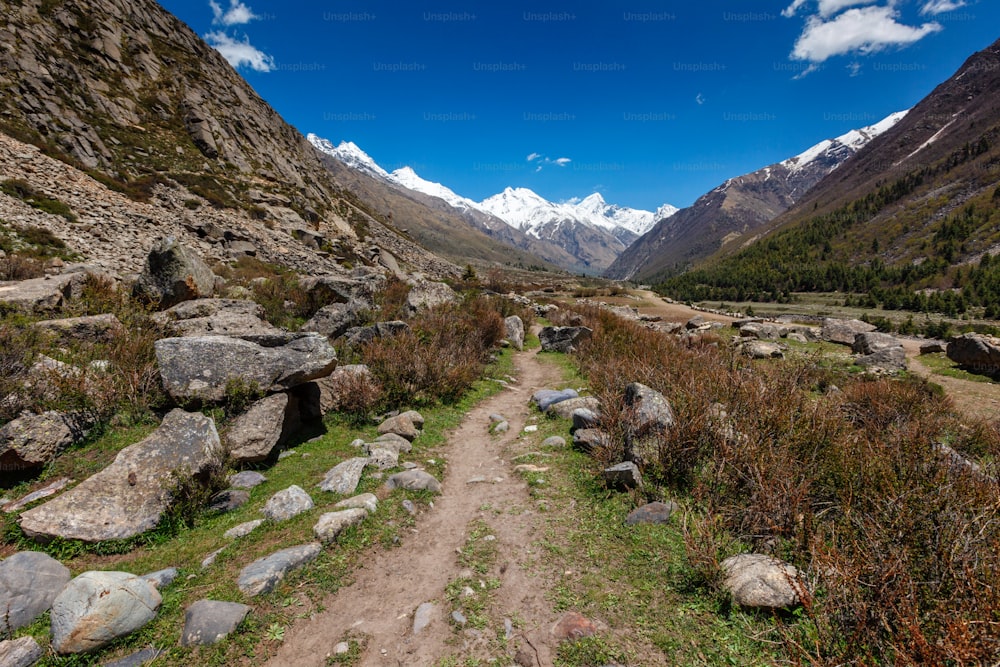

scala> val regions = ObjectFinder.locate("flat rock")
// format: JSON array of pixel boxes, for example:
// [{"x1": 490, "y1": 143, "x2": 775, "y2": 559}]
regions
[
  {"x1": 2, "y1": 477, "x2": 72, "y2": 512},
  {"x1": 413, "y1": 601, "x2": 435, "y2": 634},
  {"x1": 603, "y1": 462, "x2": 643, "y2": 490},
  {"x1": 101, "y1": 647, "x2": 165, "y2": 667},
  {"x1": 852, "y1": 331, "x2": 901, "y2": 355},
  {"x1": 34, "y1": 313, "x2": 123, "y2": 343},
  {"x1": 0, "y1": 272, "x2": 86, "y2": 312},
  {"x1": 224, "y1": 519, "x2": 264, "y2": 539},
  {"x1": 377, "y1": 413, "x2": 419, "y2": 441},
  {"x1": 228, "y1": 470, "x2": 267, "y2": 489},
  {"x1": 857, "y1": 346, "x2": 907, "y2": 372},
  {"x1": 385, "y1": 470, "x2": 442, "y2": 493},
  {"x1": 504, "y1": 315, "x2": 525, "y2": 350},
  {"x1": 741, "y1": 340, "x2": 784, "y2": 359},
  {"x1": 318, "y1": 457, "x2": 370, "y2": 494},
  {"x1": 539, "y1": 326, "x2": 592, "y2": 353},
  {"x1": 532, "y1": 388, "x2": 579, "y2": 412},
  {"x1": 261, "y1": 485, "x2": 314, "y2": 522},
  {"x1": 334, "y1": 493, "x2": 378, "y2": 513},
  {"x1": 721, "y1": 553, "x2": 802, "y2": 609},
  {"x1": 546, "y1": 396, "x2": 600, "y2": 420},
  {"x1": 206, "y1": 489, "x2": 250, "y2": 513},
  {"x1": 0, "y1": 410, "x2": 93, "y2": 471},
  {"x1": 237, "y1": 542, "x2": 321, "y2": 596},
  {"x1": 154, "y1": 333, "x2": 337, "y2": 404},
  {"x1": 0, "y1": 637, "x2": 43, "y2": 667},
  {"x1": 821, "y1": 318, "x2": 876, "y2": 346},
  {"x1": 541, "y1": 436, "x2": 567, "y2": 448},
  {"x1": 224, "y1": 393, "x2": 296, "y2": 464},
  {"x1": 406, "y1": 280, "x2": 458, "y2": 314},
  {"x1": 154, "y1": 298, "x2": 285, "y2": 344},
  {"x1": 132, "y1": 236, "x2": 215, "y2": 308},
  {"x1": 313, "y1": 508, "x2": 368, "y2": 543},
  {"x1": 19, "y1": 409, "x2": 222, "y2": 543},
  {"x1": 51, "y1": 571, "x2": 162, "y2": 654},
  {"x1": 181, "y1": 599, "x2": 252, "y2": 646},
  {"x1": 0, "y1": 551, "x2": 71, "y2": 633},
  {"x1": 625, "y1": 501, "x2": 680, "y2": 525}
]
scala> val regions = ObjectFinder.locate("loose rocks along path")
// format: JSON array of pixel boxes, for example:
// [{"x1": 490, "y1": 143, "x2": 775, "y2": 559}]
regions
[{"x1": 267, "y1": 346, "x2": 565, "y2": 667}]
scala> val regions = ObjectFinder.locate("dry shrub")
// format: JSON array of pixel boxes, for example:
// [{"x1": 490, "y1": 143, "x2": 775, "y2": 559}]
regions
[
  {"x1": 324, "y1": 367, "x2": 383, "y2": 423},
  {"x1": 0, "y1": 255, "x2": 46, "y2": 281},
  {"x1": 360, "y1": 296, "x2": 504, "y2": 408},
  {"x1": 564, "y1": 301, "x2": 1000, "y2": 663},
  {"x1": 371, "y1": 278, "x2": 412, "y2": 321},
  {"x1": 0, "y1": 321, "x2": 40, "y2": 423}
]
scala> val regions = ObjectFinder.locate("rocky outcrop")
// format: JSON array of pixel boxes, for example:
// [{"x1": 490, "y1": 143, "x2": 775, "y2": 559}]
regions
[
  {"x1": 132, "y1": 237, "x2": 217, "y2": 308},
  {"x1": 51, "y1": 571, "x2": 162, "y2": 654},
  {"x1": 154, "y1": 298, "x2": 285, "y2": 343},
  {"x1": 539, "y1": 326, "x2": 592, "y2": 353},
  {"x1": 405, "y1": 279, "x2": 458, "y2": 314},
  {"x1": 821, "y1": 318, "x2": 877, "y2": 346},
  {"x1": 155, "y1": 333, "x2": 337, "y2": 403},
  {"x1": 301, "y1": 301, "x2": 366, "y2": 340},
  {"x1": 19, "y1": 409, "x2": 223, "y2": 542},
  {"x1": 34, "y1": 313, "x2": 123, "y2": 343}
]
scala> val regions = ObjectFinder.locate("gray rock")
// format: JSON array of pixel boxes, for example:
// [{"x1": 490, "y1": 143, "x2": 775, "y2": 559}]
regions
[
  {"x1": 0, "y1": 410, "x2": 93, "y2": 471},
  {"x1": 19, "y1": 410, "x2": 222, "y2": 543},
  {"x1": 856, "y1": 346, "x2": 907, "y2": 372},
  {"x1": 334, "y1": 493, "x2": 378, "y2": 513},
  {"x1": 228, "y1": 470, "x2": 267, "y2": 489},
  {"x1": 546, "y1": 396, "x2": 601, "y2": 419},
  {"x1": 301, "y1": 301, "x2": 365, "y2": 340},
  {"x1": 919, "y1": 340, "x2": 947, "y2": 354},
  {"x1": 0, "y1": 637, "x2": 43, "y2": 667},
  {"x1": 625, "y1": 501, "x2": 680, "y2": 525},
  {"x1": 603, "y1": 462, "x2": 643, "y2": 490},
  {"x1": 741, "y1": 340, "x2": 784, "y2": 359},
  {"x1": 532, "y1": 388, "x2": 579, "y2": 412},
  {"x1": 206, "y1": 489, "x2": 250, "y2": 513},
  {"x1": 154, "y1": 298, "x2": 284, "y2": 344},
  {"x1": 852, "y1": 331, "x2": 901, "y2": 355},
  {"x1": 504, "y1": 315, "x2": 525, "y2": 351},
  {"x1": 451, "y1": 610, "x2": 467, "y2": 627},
  {"x1": 34, "y1": 313, "x2": 123, "y2": 343},
  {"x1": 377, "y1": 413, "x2": 419, "y2": 441},
  {"x1": 366, "y1": 446, "x2": 400, "y2": 470},
  {"x1": 201, "y1": 547, "x2": 226, "y2": 569},
  {"x1": 132, "y1": 237, "x2": 216, "y2": 308},
  {"x1": 406, "y1": 280, "x2": 458, "y2": 314},
  {"x1": 318, "y1": 457, "x2": 370, "y2": 494},
  {"x1": 342, "y1": 321, "x2": 409, "y2": 348},
  {"x1": 821, "y1": 318, "x2": 877, "y2": 346},
  {"x1": 947, "y1": 333, "x2": 1000, "y2": 375},
  {"x1": 313, "y1": 508, "x2": 368, "y2": 543},
  {"x1": 224, "y1": 519, "x2": 264, "y2": 539},
  {"x1": 541, "y1": 436, "x2": 567, "y2": 448},
  {"x1": 785, "y1": 332, "x2": 809, "y2": 344},
  {"x1": 51, "y1": 571, "x2": 162, "y2": 654},
  {"x1": 261, "y1": 485, "x2": 314, "y2": 522},
  {"x1": 739, "y1": 322, "x2": 781, "y2": 340},
  {"x1": 539, "y1": 326, "x2": 592, "y2": 353},
  {"x1": 402, "y1": 499, "x2": 417, "y2": 515},
  {"x1": 180, "y1": 599, "x2": 252, "y2": 646},
  {"x1": 141, "y1": 567, "x2": 179, "y2": 590},
  {"x1": 685, "y1": 315, "x2": 706, "y2": 330},
  {"x1": 374, "y1": 432, "x2": 413, "y2": 452},
  {"x1": 385, "y1": 470, "x2": 442, "y2": 493},
  {"x1": 571, "y1": 408, "x2": 600, "y2": 431},
  {"x1": 413, "y1": 601, "x2": 435, "y2": 634},
  {"x1": 0, "y1": 551, "x2": 71, "y2": 634},
  {"x1": 491, "y1": 420, "x2": 510, "y2": 434},
  {"x1": 237, "y1": 542, "x2": 321, "y2": 596},
  {"x1": 721, "y1": 553, "x2": 802, "y2": 609},
  {"x1": 2, "y1": 477, "x2": 72, "y2": 513},
  {"x1": 572, "y1": 429, "x2": 610, "y2": 455},
  {"x1": 623, "y1": 382, "x2": 674, "y2": 465},
  {"x1": 155, "y1": 333, "x2": 338, "y2": 403},
  {"x1": 0, "y1": 272, "x2": 87, "y2": 312},
  {"x1": 101, "y1": 647, "x2": 165, "y2": 667},
  {"x1": 224, "y1": 393, "x2": 296, "y2": 464}
]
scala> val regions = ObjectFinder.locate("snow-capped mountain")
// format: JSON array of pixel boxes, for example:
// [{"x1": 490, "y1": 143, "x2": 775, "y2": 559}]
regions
[
  {"x1": 607, "y1": 110, "x2": 908, "y2": 280},
  {"x1": 307, "y1": 133, "x2": 677, "y2": 273}
]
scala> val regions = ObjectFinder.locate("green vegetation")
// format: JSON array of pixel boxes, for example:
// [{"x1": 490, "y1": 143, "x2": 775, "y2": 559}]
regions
[{"x1": 1, "y1": 179, "x2": 77, "y2": 222}]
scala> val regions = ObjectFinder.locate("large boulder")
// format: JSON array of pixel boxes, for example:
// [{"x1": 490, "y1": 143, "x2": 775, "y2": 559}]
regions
[
  {"x1": 741, "y1": 340, "x2": 784, "y2": 359},
  {"x1": 623, "y1": 382, "x2": 675, "y2": 465},
  {"x1": 405, "y1": 280, "x2": 458, "y2": 314},
  {"x1": 504, "y1": 315, "x2": 525, "y2": 351},
  {"x1": 0, "y1": 272, "x2": 89, "y2": 312},
  {"x1": 34, "y1": 313, "x2": 123, "y2": 343},
  {"x1": 532, "y1": 388, "x2": 579, "y2": 412},
  {"x1": 821, "y1": 318, "x2": 876, "y2": 346},
  {"x1": 153, "y1": 298, "x2": 285, "y2": 344},
  {"x1": 0, "y1": 551, "x2": 72, "y2": 634},
  {"x1": 237, "y1": 543, "x2": 321, "y2": 596},
  {"x1": 947, "y1": 333, "x2": 1000, "y2": 375},
  {"x1": 377, "y1": 413, "x2": 420, "y2": 442},
  {"x1": 19, "y1": 410, "x2": 223, "y2": 543},
  {"x1": 154, "y1": 333, "x2": 337, "y2": 404},
  {"x1": 51, "y1": 571, "x2": 162, "y2": 654},
  {"x1": 603, "y1": 462, "x2": 643, "y2": 490},
  {"x1": 301, "y1": 300, "x2": 367, "y2": 340},
  {"x1": 721, "y1": 553, "x2": 802, "y2": 610},
  {"x1": 0, "y1": 637, "x2": 43, "y2": 667},
  {"x1": 224, "y1": 393, "x2": 298, "y2": 464},
  {"x1": 545, "y1": 396, "x2": 600, "y2": 420},
  {"x1": 856, "y1": 346, "x2": 907, "y2": 372},
  {"x1": 739, "y1": 322, "x2": 781, "y2": 340},
  {"x1": 0, "y1": 411, "x2": 93, "y2": 472},
  {"x1": 539, "y1": 326, "x2": 592, "y2": 353},
  {"x1": 852, "y1": 331, "x2": 901, "y2": 355},
  {"x1": 132, "y1": 236, "x2": 216, "y2": 308},
  {"x1": 180, "y1": 599, "x2": 252, "y2": 646}
]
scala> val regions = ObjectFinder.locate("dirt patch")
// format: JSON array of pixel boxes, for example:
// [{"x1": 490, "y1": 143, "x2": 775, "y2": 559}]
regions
[{"x1": 266, "y1": 347, "x2": 565, "y2": 666}]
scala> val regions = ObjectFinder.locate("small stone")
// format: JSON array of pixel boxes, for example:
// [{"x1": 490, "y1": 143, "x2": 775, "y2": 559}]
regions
[
  {"x1": 228, "y1": 471, "x2": 267, "y2": 489},
  {"x1": 452, "y1": 610, "x2": 467, "y2": 626},
  {"x1": 141, "y1": 567, "x2": 179, "y2": 590},
  {"x1": 237, "y1": 543, "x2": 322, "y2": 596},
  {"x1": 523, "y1": 425, "x2": 538, "y2": 433},
  {"x1": 603, "y1": 462, "x2": 643, "y2": 490},
  {"x1": 201, "y1": 547, "x2": 225, "y2": 569},
  {"x1": 207, "y1": 489, "x2": 250, "y2": 513},
  {"x1": 181, "y1": 599, "x2": 252, "y2": 646},
  {"x1": 385, "y1": 470, "x2": 442, "y2": 493},
  {"x1": 625, "y1": 501, "x2": 679, "y2": 525},
  {"x1": 262, "y1": 485, "x2": 314, "y2": 522},
  {"x1": 402, "y1": 499, "x2": 417, "y2": 516},
  {"x1": 504, "y1": 617, "x2": 514, "y2": 639},
  {"x1": 551, "y1": 611, "x2": 598, "y2": 642},
  {"x1": 541, "y1": 436, "x2": 566, "y2": 448},
  {"x1": 334, "y1": 641, "x2": 350, "y2": 654},
  {"x1": 334, "y1": 493, "x2": 378, "y2": 514},
  {"x1": 467, "y1": 476, "x2": 487, "y2": 484},
  {"x1": 413, "y1": 602, "x2": 435, "y2": 634},
  {"x1": 491, "y1": 420, "x2": 510, "y2": 434},
  {"x1": 224, "y1": 519, "x2": 264, "y2": 539}
]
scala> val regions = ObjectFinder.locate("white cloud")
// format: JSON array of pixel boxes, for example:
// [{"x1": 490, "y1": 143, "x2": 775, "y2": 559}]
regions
[
  {"x1": 526, "y1": 152, "x2": 542, "y2": 161},
  {"x1": 920, "y1": 0, "x2": 966, "y2": 14},
  {"x1": 210, "y1": 0, "x2": 260, "y2": 26},
  {"x1": 205, "y1": 31, "x2": 274, "y2": 72},
  {"x1": 784, "y1": 0, "x2": 881, "y2": 18},
  {"x1": 790, "y1": 6, "x2": 942, "y2": 63},
  {"x1": 554, "y1": 157, "x2": 571, "y2": 166},
  {"x1": 526, "y1": 153, "x2": 571, "y2": 171}
]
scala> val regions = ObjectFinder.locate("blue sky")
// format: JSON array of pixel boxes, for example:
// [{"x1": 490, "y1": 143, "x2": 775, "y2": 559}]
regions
[{"x1": 159, "y1": 0, "x2": 999, "y2": 210}]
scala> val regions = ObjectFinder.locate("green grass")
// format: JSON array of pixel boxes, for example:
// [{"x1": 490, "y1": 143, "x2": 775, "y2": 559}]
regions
[{"x1": 918, "y1": 351, "x2": 998, "y2": 383}]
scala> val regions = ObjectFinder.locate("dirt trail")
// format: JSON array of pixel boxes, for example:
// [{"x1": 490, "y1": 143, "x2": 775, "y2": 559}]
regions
[
  {"x1": 267, "y1": 346, "x2": 565, "y2": 667},
  {"x1": 900, "y1": 339, "x2": 1000, "y2": 421}
]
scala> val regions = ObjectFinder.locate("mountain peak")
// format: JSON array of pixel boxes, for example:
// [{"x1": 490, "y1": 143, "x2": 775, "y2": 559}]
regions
[{"x1": 308, "y1": 134, "x2": 389, "y2": 179}]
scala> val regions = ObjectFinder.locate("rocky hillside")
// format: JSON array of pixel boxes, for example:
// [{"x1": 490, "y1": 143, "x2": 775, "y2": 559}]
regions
[
  {"x1": 0, "y1": 0, "x2": 462, "y2": 278},
  {"x1": 659, "y1": 36, "x2": 1000, "y2": 315},
  {"x1": 607, "y1": 112, "x2": 906, "y2": 281}
]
